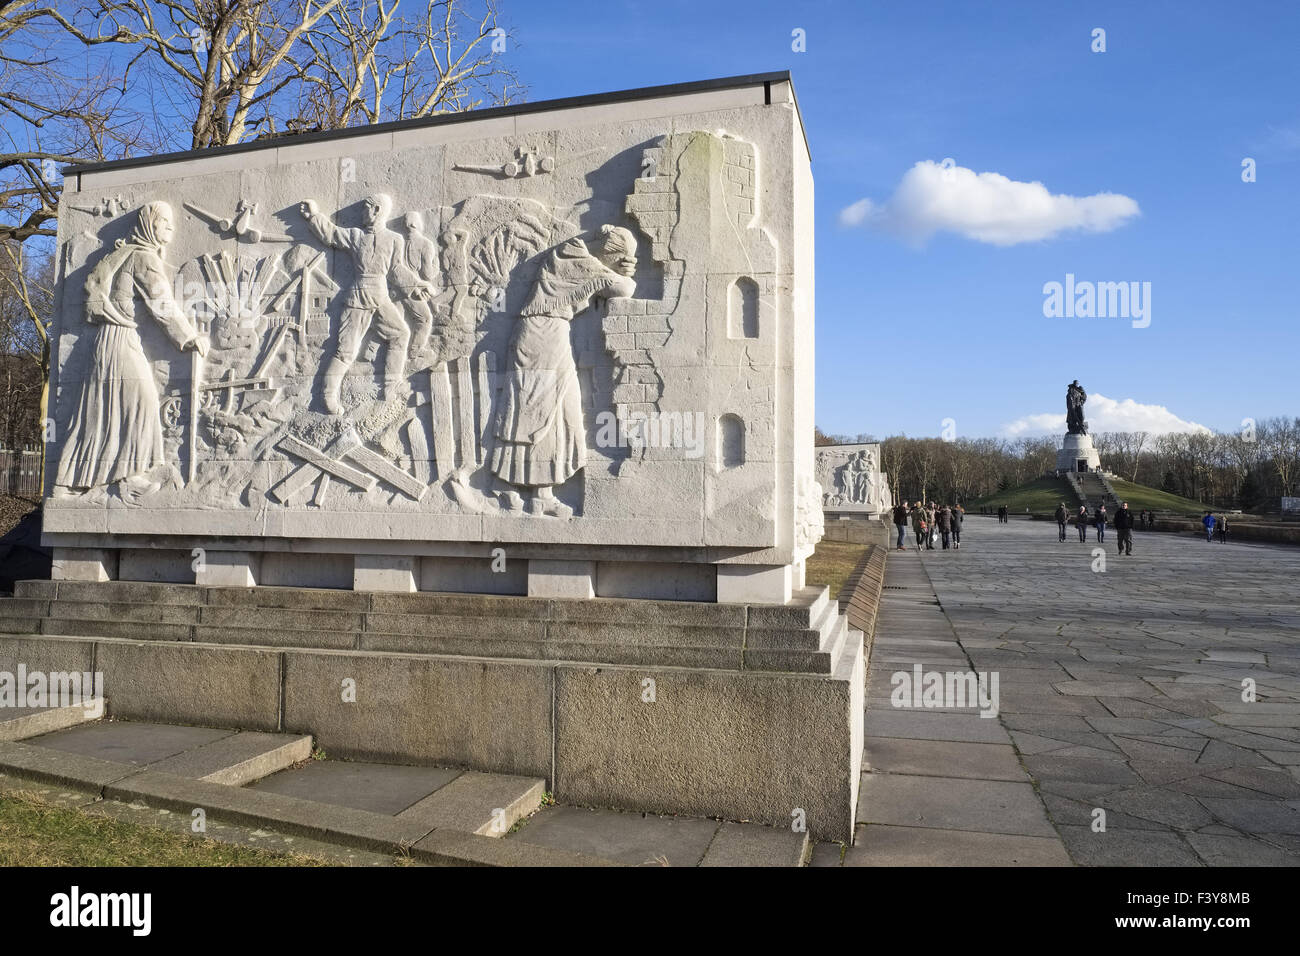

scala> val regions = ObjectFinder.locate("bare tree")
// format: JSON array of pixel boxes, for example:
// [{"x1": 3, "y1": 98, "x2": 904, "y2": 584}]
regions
[
  {"x1": 297, "y1": 0, "x2": 521, "y2": 130},
  {"x1": 0, "y1": 0, "x2": 152, "y2": 243},
  {"x1": 40, "y1": 1, "x2": 520, "y2": 148},
  {"x1": 1261, "y1": 416, "x2": 1300, "y2": 498},
  {"x1": 879, "y1": 435, "x2": 906, "y2": 502},
  {"x1": 0, "y1": 241, "x2": 53, "y2": 484}
]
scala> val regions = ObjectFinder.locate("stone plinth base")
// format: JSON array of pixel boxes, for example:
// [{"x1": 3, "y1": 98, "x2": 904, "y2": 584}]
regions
[
  {"x1": 49, "y1": 545, "x2": 812, "y2": 606},
  {"x1": 1, "y1": 578, "x2": 863, "y2": 840},
  {"x1": 1056, "y1": 432, "x2": 1102, "y2": 472}
]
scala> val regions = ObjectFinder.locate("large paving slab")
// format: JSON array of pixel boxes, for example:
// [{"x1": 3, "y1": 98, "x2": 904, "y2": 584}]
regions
[
  {"x1": 28, "y1": 721, "x2": 234, "y2": 765},
  {"x1": 906, "y1": 517, "x2": 1300, "y2": 866},
  {"x1": 844, "y1": 825, "x2": 1072, "y2": 866},
  {"x1": 507, "y1": 805, "x2": 722, "y2": 867},
  {"x1": 838, "y1": 542, "x2": 1071, "y2": 865},
  {"x1": 249, "y1": 760, "x2": 462, "y2": 815}
]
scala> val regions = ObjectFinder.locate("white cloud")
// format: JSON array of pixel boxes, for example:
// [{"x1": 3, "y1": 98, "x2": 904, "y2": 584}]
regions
[
  {"x1": 840, "y1": 160, "x2": 1140, "y2": 246},
  {"x1": 838, "y1": 197, "x2": 874, "y2": 227},
  {"x1": 1000, "y1": 393, "x2": 1210, "y2": 438}
]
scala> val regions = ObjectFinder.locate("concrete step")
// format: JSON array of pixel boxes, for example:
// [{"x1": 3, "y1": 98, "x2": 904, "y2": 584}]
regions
[
  {"x1": 823, "y1": 611, "x2": 853, "y2": 674},
  {"x1": 507, "y1": 804, "x2": 810, "y2": 866},
  {"x1": 8, "y1": 580, "x2": 844, "y2": 676},
  {"x1": 0, "y1": 736, "x2": 604, "y2": 866},
  {"x1": 743, "y1": 597, "x2": 843, "y2": 673},
  {"x1": 396, "y1": 771, "x2": 546, "y2": 837},
  {"x1": 0, "y1": 598, "x2": 49, "y2": 619},
  {"x1": 24, "y1": 720, "x2": 312, "y2": 786},
  {"x1": 0, "y1": 699, "x2": 103, "y2": 741},
  {"x1": 16, "y1": 579, "x2": 833, "y2": 628},
  {"x1": 248, "y1": 758, "x2": 545, "y2": 837},
  {"x1": 148, "y1": 731, "x2": 313, "y2": 786}
]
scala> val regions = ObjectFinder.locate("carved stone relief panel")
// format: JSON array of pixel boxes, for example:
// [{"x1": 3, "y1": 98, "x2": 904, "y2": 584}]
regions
[{"x1": 48, "y1": 98, "x2": 814, "y2": 558}]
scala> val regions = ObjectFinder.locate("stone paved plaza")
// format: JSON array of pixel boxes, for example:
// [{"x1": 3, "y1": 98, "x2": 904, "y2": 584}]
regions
[{"x1": 822, "y1": 517, "x2": 1300, "y2": 866}]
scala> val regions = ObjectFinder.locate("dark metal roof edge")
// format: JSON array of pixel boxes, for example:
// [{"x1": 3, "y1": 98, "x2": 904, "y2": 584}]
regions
[{"x1": 66, "y1": 70, "x2": 798, "y2": 177}]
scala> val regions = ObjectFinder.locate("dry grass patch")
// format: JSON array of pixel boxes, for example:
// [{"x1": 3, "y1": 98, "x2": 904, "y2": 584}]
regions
[
  {"x1": 0, "y1": 790, "x2": 334, "y2": 867},
  {"x1": 804, "y1": 540, "x2": 869, "y2": 598}
]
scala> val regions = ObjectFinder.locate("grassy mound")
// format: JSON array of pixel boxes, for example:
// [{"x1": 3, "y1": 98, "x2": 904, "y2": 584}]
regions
[
  {"x1": 968, "y1": 477, "x2": 1075, "y2": 515},
  {"x1": 1106, "y1": 479, "x2": 1204, "y2": 515},
  {"x1": 970, "y1": 475, "x2": 1205, "y2": 515}
]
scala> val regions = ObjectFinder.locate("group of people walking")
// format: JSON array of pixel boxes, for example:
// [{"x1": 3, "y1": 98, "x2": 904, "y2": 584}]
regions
[
  {"x1": 1054, "y1": 501, "x2": 1139, "y2": 555},
  {"x1": 984, "y1": 505, "x2": 1010, "y2": 522},
  {"x1": 1050, "y1": 504, "x2": 1233, "y2": 553},
  {"x1": 1203, "y1": 512, "x2": 1230, "y2": 543},
  {"x1": 893, "y1": 501, "x2": 964, "y2": 552}
]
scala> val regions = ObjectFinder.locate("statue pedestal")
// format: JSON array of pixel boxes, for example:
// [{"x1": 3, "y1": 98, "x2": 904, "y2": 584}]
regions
[{"x1": 1057, "y1": 432, "x2": 1102, "y2": 473}]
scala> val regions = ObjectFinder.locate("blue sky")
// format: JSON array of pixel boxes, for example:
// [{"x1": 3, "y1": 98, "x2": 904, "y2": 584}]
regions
[{"x1": 504, "y1": 0, "x2": 1300, "y2": 439}]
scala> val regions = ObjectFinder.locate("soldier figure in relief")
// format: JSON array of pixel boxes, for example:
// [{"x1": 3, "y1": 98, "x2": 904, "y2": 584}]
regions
[
  {"x1": 55, "y1": 201, "x2": 208, "y2": 502},
  {"x1": 399, "y1": 210, "x2": 439, "y2": 361},
  {"x1": 491, "y1": 225, "x2": 637, "y2": 517},
  {"x1": 299, "y1": 194, "x2": 419, "y2": 413}
]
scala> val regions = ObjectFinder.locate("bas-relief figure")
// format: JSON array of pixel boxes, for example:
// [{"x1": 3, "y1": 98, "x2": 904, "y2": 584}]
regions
[
  {"x1": 300, "y1": 193, "x2": 419, "y2": 413},
  {"x1": 54, "y1": 201, "x2": 208, "y2": 503},
  {"x1": 491, "y1": 225, "x2": 636, "y2": 517},
  {"x1": 816, "y1": 444, "x2": 888, "y2": 513}
]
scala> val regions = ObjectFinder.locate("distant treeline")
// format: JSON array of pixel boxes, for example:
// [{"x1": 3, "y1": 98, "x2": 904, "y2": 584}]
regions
[{"x1": 815, "y1": 421, "x2": 1300, "y2": 511}]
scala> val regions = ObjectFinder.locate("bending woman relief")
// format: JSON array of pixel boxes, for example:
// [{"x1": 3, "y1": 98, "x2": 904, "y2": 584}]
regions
[
  {"x1": 55, "y1": 201, "x2": 208, "y2": 503},
  {"x1": 491, "y1": 225, "x2": 637, "y2": 517}
]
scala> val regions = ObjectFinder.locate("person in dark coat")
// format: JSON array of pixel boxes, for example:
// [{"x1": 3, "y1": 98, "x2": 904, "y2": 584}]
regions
[
  {"x1": 1094, "y1": 505, "x2": 1107, "y2": 543},
  {"x1": 1076, "y1": 505, "x2": 1089, "y2": 542},
  {"x1": 1114, "y1": 501, "x2": 1134, "y2": 555},
  {"x1": 951, "y1": 505, "x2": 963, "y2": 549},
  {"x1": 892, "y1": 502, "x2": 909, "y2": 551},
  {"x1": 910, "y1": 501, "x2": 928, "y2": 551},
  {"x1": 938, "y1": 505, "x2": 952, "y2": 549},
  {"x1": 1054, "y1": 503, "x2": 1068, "y2": 541}
]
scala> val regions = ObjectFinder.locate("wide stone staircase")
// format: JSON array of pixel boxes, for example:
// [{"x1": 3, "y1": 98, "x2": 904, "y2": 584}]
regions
[
  {"x1": 1071, "y1": 471, "x2": 1118, "y2": 512},
  {"x1": 0, "y1": 577, "x2": 857, "y2": 677},
  {"x1": 0, "y1": 575, "x2": 866, "y2": 850}
]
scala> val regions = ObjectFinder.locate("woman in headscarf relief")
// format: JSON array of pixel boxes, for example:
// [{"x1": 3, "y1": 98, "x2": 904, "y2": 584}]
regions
[
  {"x1": 490, "y1": 225, "x2": 637, "y2": 518},
  {"x1": 55, "y1": 201, "x2": 208, "y2": 501}
]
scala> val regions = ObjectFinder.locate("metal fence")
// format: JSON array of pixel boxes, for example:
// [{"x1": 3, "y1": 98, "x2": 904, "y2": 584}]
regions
[{"x1": 0, "y1": 447, "x2": 42, "y2": 497}]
